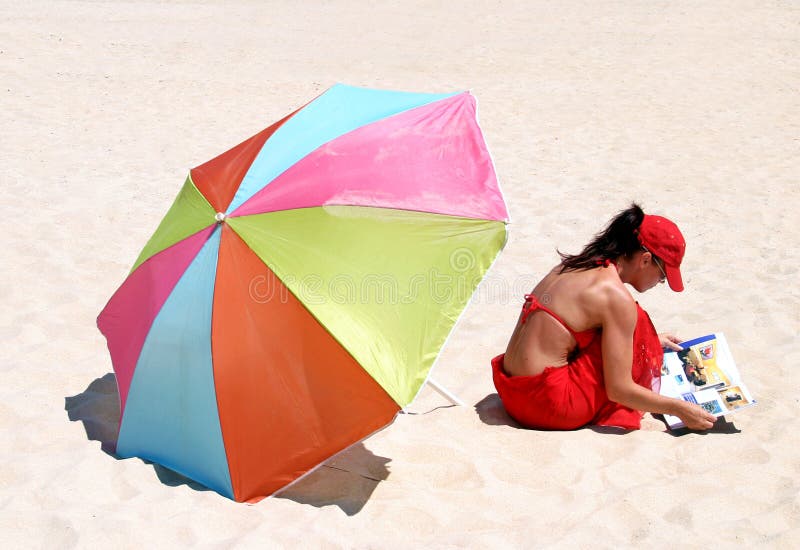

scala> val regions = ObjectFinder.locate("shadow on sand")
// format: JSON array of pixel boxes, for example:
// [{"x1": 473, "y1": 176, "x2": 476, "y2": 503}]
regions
[
  {"x1": 656, "y1": 414, "x2": 742, "y2": 436},
  {"x1": 65, "y1": 373, "x2": 391, "y2": 513},
  {"x1": 274, "y1": 448, "x2": 391, "y2": 515},
  {"x1": 64, "y1": 372, "x2": 212, "y2": 493},
  {"x1": 65, "y1": 372, "x2": 121, "y2": 454},
  {"x1": 474, "y1": 393, "x2": 521, "y2": 427},
  {"x1": 475, "y1": 392, "x2": 740, "y2": 435},
  {"x1": 475, "y1": 393, "x2": 630, "y2": 433}
]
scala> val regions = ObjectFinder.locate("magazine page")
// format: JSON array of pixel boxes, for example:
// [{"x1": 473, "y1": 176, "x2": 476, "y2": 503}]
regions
[{"x1": 659, "y1": 333, "x2": 755, "y2": 429}]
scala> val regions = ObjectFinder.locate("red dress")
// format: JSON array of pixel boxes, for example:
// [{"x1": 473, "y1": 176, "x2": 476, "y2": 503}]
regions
[{"x1": 492, "y1": 294, "x2": 663, "y2": 430}]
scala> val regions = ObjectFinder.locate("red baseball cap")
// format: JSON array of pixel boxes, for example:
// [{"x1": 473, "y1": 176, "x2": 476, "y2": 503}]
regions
[{"x1": 638, "y1": 214, "x2": 686, "y2": 292}]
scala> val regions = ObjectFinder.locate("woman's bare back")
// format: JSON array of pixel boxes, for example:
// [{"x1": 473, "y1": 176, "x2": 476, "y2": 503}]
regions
[{"x1": 504, "y1": 265, "x2": 621, "y2": 376}]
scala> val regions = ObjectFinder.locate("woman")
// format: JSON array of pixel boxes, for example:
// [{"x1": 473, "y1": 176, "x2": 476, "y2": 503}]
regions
[{"x1": 492, "y1": 204, "x2": 716, "y2": 431}]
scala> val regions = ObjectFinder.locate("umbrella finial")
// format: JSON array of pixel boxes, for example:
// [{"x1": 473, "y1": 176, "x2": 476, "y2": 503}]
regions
[{"x1": 215, "y1": 212, "x2": 227, "y2": 223}]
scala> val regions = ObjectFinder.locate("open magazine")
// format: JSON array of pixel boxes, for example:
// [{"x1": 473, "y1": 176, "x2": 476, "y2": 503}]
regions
[{"x1": 659, "y1": 333, "x2": 755, "y2": 429}]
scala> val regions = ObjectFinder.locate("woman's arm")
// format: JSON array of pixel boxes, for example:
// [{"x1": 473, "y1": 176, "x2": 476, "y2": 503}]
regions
[{"x1": 598, "y1": 289, "x2": 716, "y2": 430}]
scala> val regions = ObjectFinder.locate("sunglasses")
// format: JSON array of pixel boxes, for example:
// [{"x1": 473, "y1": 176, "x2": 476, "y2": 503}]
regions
[{"x1": 642, "y1": 245, "x2": 667, "y2": 283}]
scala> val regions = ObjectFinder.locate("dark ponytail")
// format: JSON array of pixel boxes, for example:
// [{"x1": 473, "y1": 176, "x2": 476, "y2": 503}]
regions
[{"x1": 558, "y1": 203, "x2": 645, "y2": 272}]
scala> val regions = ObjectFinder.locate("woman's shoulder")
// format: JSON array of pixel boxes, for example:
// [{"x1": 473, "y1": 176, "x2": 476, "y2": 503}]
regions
[{"x1": 581, "y1": 268, "x2": 637, "y2": 315}]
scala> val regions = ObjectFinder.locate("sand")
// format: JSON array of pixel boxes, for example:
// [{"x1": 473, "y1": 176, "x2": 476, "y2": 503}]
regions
[{"x1": 2, "y1": 0, "x2": 799, "y2": 547}]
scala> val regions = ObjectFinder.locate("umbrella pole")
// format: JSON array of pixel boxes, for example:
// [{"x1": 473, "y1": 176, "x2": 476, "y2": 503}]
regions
[{"x1": 426, "y1": 377, "x2": 465, "y2": 407}]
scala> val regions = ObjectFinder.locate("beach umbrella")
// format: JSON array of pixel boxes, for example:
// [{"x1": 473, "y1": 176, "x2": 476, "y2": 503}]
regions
[{"x1": 97, "y1": 84, "x2": 509, "y2": 502}]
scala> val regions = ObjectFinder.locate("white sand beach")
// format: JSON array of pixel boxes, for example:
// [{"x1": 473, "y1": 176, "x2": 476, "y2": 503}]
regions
[{"x1": 2, "y1": 0, "x2": 799, "y2": 547}]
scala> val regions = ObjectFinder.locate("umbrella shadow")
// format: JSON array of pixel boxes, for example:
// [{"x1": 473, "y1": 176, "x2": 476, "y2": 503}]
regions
[
  {"x1": 66, "y1": 373, "x2": 390, "y2": 509},
  {"x1": 65, "y1": 372, "x2": 121, "y2": 454},
  {"x1": 65, "y1": 373, "x2": 212, "y2": 494},
  {"x1": 274, "y1": 444, "x2": 391, "y2": 515},
  {"x1": 474, "y1": 393, "x2": 521, "y2": 427}
]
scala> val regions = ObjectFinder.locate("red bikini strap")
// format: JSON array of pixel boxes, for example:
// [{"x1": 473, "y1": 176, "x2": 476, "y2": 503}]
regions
[
  {"x1": 520, "y1": 293, "x2": 539, "y2": 324},
  {"x1": 520, "y1": 293, "x2": 580, "y2": 338}
]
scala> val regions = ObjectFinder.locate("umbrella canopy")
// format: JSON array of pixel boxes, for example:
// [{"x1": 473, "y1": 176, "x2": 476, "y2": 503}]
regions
[{"x1": 97, "y1": 84, "x2": 509, "y2": 502}]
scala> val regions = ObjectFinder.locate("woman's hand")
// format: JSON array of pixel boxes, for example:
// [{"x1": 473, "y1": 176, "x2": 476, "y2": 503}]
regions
[
  {"x1": 659, "y1": 332, "x2": 683, "y2": 351},
  {"x1": 674, "y1": 400, "x2": 716, "y2": 430}
]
